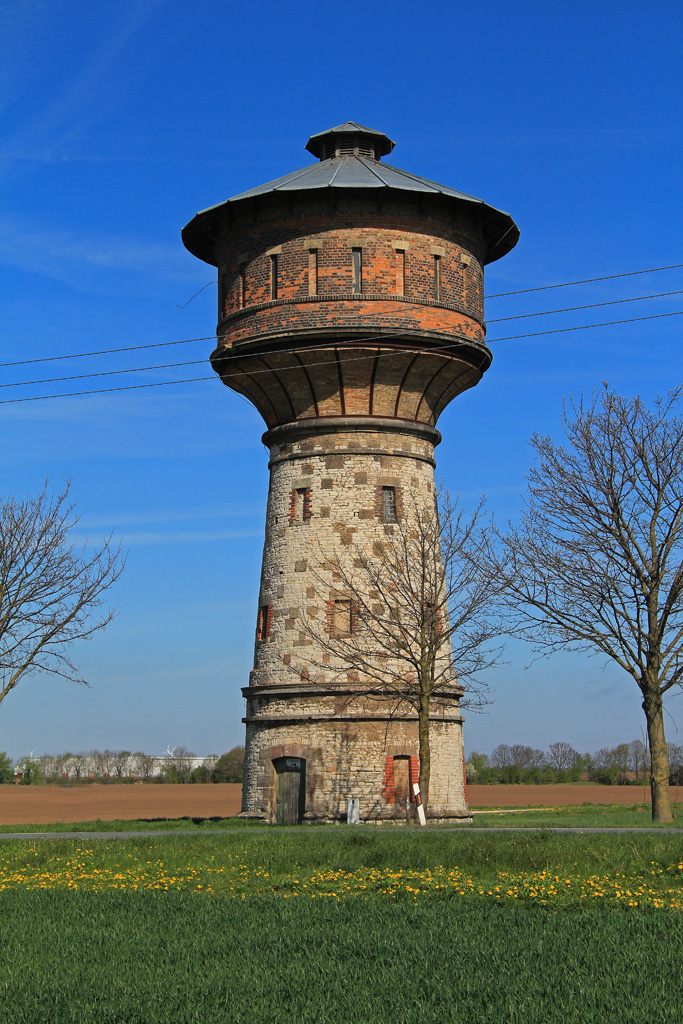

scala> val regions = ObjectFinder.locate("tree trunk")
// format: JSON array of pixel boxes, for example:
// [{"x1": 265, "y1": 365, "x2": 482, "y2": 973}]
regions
[
  {"x1": 642, "y1": 688, "x2": 673, "y2": 823},
  {"x1": 418, "y1": 693, "x2": 431, "y2": 815}
]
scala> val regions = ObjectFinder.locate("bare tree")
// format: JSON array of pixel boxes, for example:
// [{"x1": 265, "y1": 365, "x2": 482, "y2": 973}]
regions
[
  {"x1": 93, "y1": 749, "x2": 116, "y2": 778},
  {"x1": 0, "y1": 480, "x2": 125, "y2": 707},
  {"x1": 592, "y1": 743, "x2": 630, "y2": 785},
  {"x1": 548, "y1": 741, "x2": 580, "y2": 772},
  {"x1": 628, "y1": 739, "x2": 648, "y2": 780},
  {"x1": 669, "y1": 743, "x2": 683, "y2": 783},
  {"x1": 300, "y1": 491, "x2": 502, "y2": 813},
  {"x1": 491, "y1": 743, "x2": 545, "y2": 774},
  {"x1": 490, "y1": 744, "x2": 514, "y2": 769},
  {"x1": 37, "y1": 753, "x2": 57, "y2": 779},
  {"x1": 162, "y1": 745, "x2": 195, "y2": 783},
  {"x1": 509, "y1": 744, "x2": 546, "y2": 770},
  {"x1": 111, "y1": 750, "x2": 132, "y2": 779},
  {"x1": 131, "y1": 751, "x2": 157, "y2": 780},
  {"x1": 485, "y1": 386, "x2": 683, "y2": 821}
]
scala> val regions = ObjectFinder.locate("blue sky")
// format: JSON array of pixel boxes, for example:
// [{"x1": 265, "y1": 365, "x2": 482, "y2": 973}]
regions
[{"x1": 1, "y1": 0, "x2": 682, "y2": 762}]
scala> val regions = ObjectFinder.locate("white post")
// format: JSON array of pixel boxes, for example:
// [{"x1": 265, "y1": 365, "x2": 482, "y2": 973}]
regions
[
  {"x1": 412, "y1": 782, "x2": 426, "y2": 827},
  {"x1": 346, "y1": 797, "x2": 360, "y2": 824}
]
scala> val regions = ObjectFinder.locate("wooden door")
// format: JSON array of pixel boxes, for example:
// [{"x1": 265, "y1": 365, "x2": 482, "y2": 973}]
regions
[{"x1": 274, "y1": 757, "x2": 305, "y2": 824}]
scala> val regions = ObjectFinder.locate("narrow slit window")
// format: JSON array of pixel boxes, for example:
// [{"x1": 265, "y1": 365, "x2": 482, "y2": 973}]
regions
[
  {"x1": 382, "y1": 486, "x2": 397, "y2": 523},
  {"x1": 308, "y1": 249, "x2": 318, "y2": 296},
  {"x1": 433, "y1": 255, "x2": 441, "y2": 300},
  {"x1": 352, "y1": 248, "x2": 362, "y2": 294},
  {"x1": 240, "y1": 263, "x2": 247, "y2": 307},
  {"x1": 396, "y1": 249, "x2": 406, "y2": 296},
  {"x1": 333, "y1": 599, "x2": 352, "y2": 637},
  {"x1": 218, "y1": 272, "x2": 226, "y2": 317},
  {"x1": 270, "y1": 254, "x2": 278, "y2": 300},
  {"x1": 257, "y1": 604, "x2": 272, "y2": 641}
]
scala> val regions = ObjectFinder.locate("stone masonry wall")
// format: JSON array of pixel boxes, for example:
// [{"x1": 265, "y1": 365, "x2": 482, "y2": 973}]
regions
[
  {"x1": 240, "y1": 422, "x2": 469, "y2": 822},
  {"x1": 242, "y1": 712, "x2": 467, "y2": 822}
]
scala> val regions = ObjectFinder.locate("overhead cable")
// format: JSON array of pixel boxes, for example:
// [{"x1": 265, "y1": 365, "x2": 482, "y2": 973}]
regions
[
  {"x1": 2, "y1": 309, "x2": 682, "y2": 405},
  {"x1": 2, "y1": 262, "x2": 680, "y2": 369},
  {"x1": 488, "y1": 309, "x2": 683, "y2": 344},
  {"x1": 485, "y1": 262, "x2": 683, "y2": 298},
  {"x1": 487, "y1": 290, "x2": 683, "y2": 324}
]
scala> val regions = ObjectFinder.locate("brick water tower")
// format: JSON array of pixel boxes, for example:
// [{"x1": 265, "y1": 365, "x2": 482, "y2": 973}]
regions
[{"x1": 182, "y1": 122, "x2": 518, "y2": 823}]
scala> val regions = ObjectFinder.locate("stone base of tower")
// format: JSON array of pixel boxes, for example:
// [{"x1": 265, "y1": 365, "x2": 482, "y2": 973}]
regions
[{"x1": 241, "y1": 684, "x2": 470, "y2": 824}]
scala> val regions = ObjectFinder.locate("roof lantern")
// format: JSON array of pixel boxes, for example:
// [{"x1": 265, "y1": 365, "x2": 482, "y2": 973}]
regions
[{"x1": 305, "y1": 122, "x2": 395, "y2": 161}]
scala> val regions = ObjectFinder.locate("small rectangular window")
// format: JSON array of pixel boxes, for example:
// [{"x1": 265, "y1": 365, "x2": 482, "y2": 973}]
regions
[
  {"x1": 257, "y1": 604, "x2": 272, "y2": 641},
  {"x1": 296, "y1": 487, "x2": 311, "y2": 522},
  {"x1": 382, "y1": 486, "x2": 397, "y2": 523},
  {"x1": 352, "y1": 248, "x2": 362, "y2": 294},
  {"x1": 433, "y1": 255, "x2": 441, "y2": 300},
  {"x1": 333, "y1": 599, "x2": 352, "y2": 637},
  {"x1": 289, "y1": 487, "x2": 311, "y2": 524}
]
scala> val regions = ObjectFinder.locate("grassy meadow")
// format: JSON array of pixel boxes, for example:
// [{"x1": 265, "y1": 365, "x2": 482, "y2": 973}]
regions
[
  {"x1": 1, "y1": 827, "x2": 682, "y2": 1021},
  {"x1": 471, "y1": 801, "x2": 683, "y2": 829}
]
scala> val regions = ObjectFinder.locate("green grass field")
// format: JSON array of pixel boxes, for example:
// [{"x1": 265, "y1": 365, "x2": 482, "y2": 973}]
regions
[
  {"x1": 471, "y1": 801, "x2": 683, "y2": 828},
  {"x1": 1, "y1": 828, "x2": 681, "y2": 1022},
  {"x1": 2, "y1": 891, "x2": 681, "y2": 1023}
]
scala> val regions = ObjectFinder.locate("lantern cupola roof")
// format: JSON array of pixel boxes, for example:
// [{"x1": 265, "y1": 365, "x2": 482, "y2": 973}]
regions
[{"x1": 305, "y1": 122, "x2": 395, "y2": 160}]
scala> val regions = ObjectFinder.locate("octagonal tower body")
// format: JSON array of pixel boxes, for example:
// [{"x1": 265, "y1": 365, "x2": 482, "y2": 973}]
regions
[{"x1": 183, "y1": 123, "x2": 518, "y2": 823}]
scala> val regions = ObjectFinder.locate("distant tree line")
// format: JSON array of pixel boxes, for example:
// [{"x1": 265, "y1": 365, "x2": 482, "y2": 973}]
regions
[
  {"x1": 0, "y1": 746, "x2": 245, "y2": 785},
  {"x1": 466, "y1": 741, "x2": 683, "y2": 786}
]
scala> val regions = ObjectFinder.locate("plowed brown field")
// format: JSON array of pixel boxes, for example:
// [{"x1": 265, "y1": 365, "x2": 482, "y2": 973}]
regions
[
  {"x1": 0, "y1": 782, "x2": 656, "y2": 825},
  {"x1": 467, "y1": 783, "x2": 653, "y2": 808},
  {"x1": 0, "y1": 783, "x2": 242, "y2": 825}
]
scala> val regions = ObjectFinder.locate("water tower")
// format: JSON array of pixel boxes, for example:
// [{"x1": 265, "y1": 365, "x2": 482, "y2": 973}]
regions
[{"x1": 182, "y1": 123, "x2": 518, "y2": 822}]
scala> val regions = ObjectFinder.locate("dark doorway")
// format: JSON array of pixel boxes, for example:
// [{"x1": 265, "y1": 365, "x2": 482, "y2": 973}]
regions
[{"x1": 273, "y1": 757, "x2": 306, "y2": 824}]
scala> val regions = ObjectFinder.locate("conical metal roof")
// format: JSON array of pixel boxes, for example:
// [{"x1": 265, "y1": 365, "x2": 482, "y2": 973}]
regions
[{"x1": 182, "y1": 124, "x2": 519, "y2": 266}]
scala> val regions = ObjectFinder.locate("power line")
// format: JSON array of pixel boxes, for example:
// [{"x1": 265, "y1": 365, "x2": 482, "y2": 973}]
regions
[
  {"x1": 176, "y1": 281, "x2": 214, "y2": 309},
  {"x1": 485, "y1": 262, "x2": 683, "y2": 298},
  {"x1": 0, "y1": 376, "x2": 216, "y2": 404},
  {"x1": 0, "y1": 336, "x2": 216, "y2": 369},
  {"x1": 487, "y1": 290, "x2": 683, "y2": 324},
  {"x1": 488, "y1": 309, "x2": 683, "y2": 344},
  {"x1": 2, "y1": 262, "x2": 680, "y2": 369},
  {"x1": 2, "y1": 309, "x2": 681, "y2": 405},
  {"x1": 1, "y1": 359, "x2": 207, "y2": 390}
]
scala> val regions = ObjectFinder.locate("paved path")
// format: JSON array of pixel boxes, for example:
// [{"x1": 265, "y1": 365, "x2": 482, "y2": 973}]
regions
[{"x1": 1, "y1": 826, "x2": 682, "y2": 840}]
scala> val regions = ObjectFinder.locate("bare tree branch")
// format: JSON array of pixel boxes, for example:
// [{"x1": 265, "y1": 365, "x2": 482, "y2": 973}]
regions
[
  {"x1": 0, "y1": 479, "x2": 126, "y2": 706},
  {"x1": 482, "y1": 384, "x2": 683, "y2": 822},
  {"x1": 296, "y1": 487, "x2": 504, "y2": 812}
]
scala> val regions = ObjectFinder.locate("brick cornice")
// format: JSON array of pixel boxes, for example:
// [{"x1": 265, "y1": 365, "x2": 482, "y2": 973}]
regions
[
  {"x1": 262, "y1": 415, "x2": 442, "y2": 450},
  {"x1": 218, "y1": 290, "x2": 486, "y2": 329}
]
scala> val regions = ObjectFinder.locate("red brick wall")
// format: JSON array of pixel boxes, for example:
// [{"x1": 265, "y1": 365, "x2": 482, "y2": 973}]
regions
[
  {"x1": 215, "y1": 208, "x2": 486, "y2": 334},
  {"x1": 211, "y1": 197, "x2": 491, "y2": 431}
]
